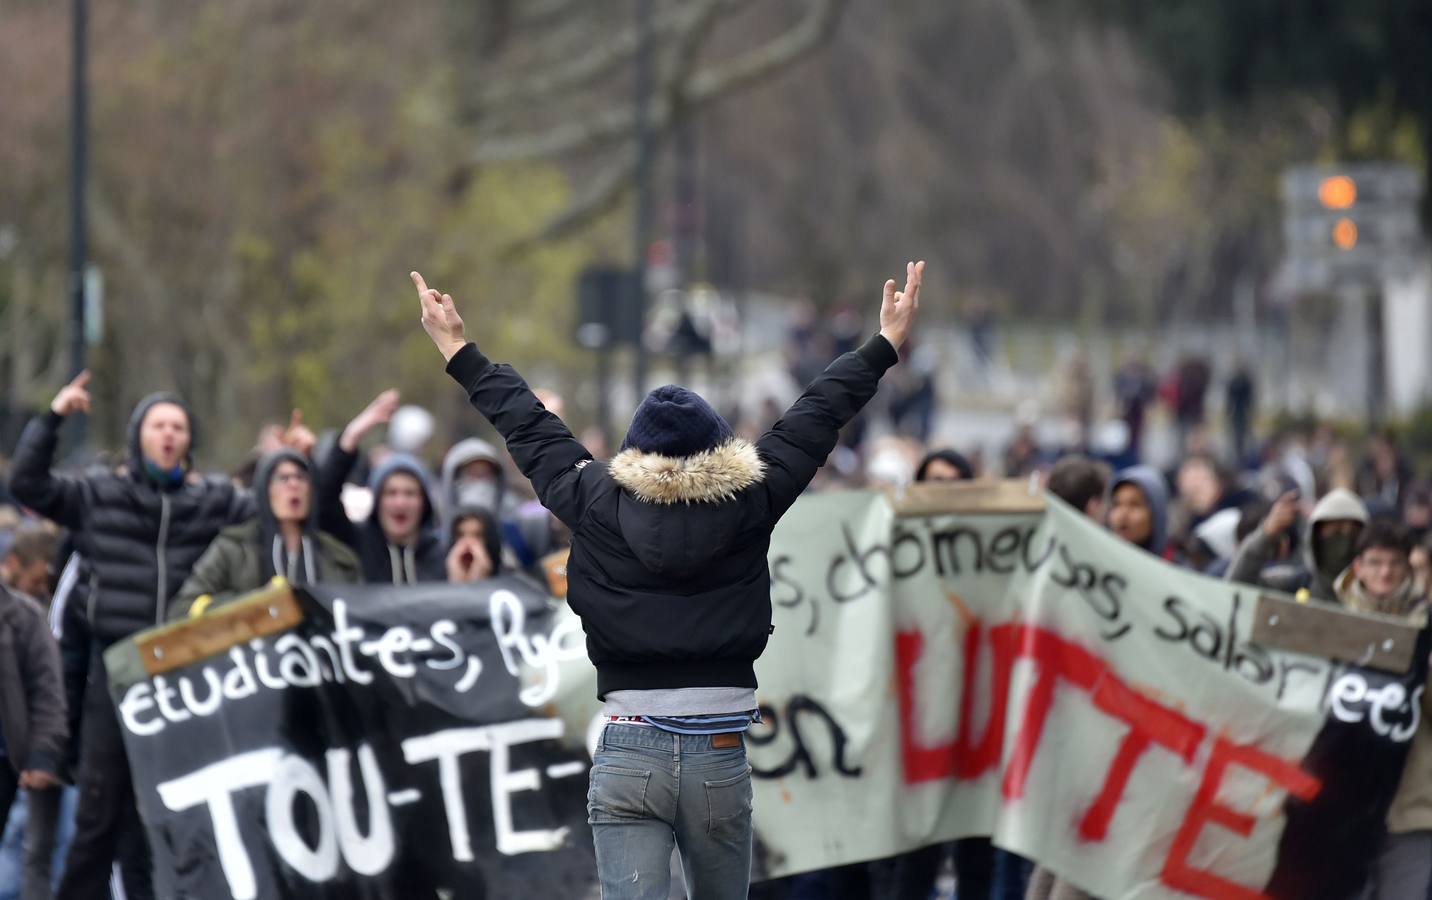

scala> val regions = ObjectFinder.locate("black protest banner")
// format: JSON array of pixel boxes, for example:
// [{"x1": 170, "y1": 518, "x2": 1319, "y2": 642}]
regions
[{"x1": 105, "y1": 577, "x2": 594, "y2": 900}]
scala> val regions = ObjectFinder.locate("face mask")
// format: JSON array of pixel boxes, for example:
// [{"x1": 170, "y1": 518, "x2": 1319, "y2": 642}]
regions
[
  {"x1": 457, "y1": 479, "x2": 499, "y2": 513},
  {"x1": 1316, "y1": 533, "x2": 1359, "y2": 580}
]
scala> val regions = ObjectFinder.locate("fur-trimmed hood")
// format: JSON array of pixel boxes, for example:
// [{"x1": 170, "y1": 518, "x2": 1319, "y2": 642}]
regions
[
  {"x1": 608, "y1": 438, "x2": 765, "y2": 505},
  {"x1": 606, "y1": 439, "x2": 766, "y2": 578}
]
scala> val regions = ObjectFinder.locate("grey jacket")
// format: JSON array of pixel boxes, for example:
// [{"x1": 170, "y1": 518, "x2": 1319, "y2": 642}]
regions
[
  {"x1": 0, "y1": 586, "x2": 68, "y2": 778},
  {"x1": 1226, "y1": 488, "x2": 1369, "y2": 602}
]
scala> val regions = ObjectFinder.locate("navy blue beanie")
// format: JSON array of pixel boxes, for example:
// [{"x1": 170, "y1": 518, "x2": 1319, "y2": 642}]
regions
[{"x1": 621, "y1": 385, "x2": 733, "y2": 458}]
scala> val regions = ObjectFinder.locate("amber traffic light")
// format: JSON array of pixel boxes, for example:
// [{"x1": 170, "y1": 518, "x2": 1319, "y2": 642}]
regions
[
  {"x1": 1332, "y1": 217, "x2": 1358, "y2": 250},
  {"x1": 1318, "y1": 175, "x2": 1357, "y2": 210}
]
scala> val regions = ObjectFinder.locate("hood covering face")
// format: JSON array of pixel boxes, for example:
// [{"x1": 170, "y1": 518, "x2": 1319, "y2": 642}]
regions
[
  {"x1": 441, "y1": 438, "x2": 509, "y2": 530},
  {"x1": 1108, "y1": 465, "x2": 1169, "y2": 556},
  {"x1": 1306, "y1": 488, "x2": 1369, "y2": 582},
  {"x1": 254, "y1": 449, "x2": 319, "y2": 582},
  {"x1": 126, "y1": 392, "x2": 195, "y2": 487}
]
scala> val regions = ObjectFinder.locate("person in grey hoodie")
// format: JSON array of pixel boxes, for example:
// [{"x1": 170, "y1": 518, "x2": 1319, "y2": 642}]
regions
[
  {"x1": 1106, "y1": 465, "x2": 1169, "y2": 557},
  {"x1": 441, "y1": 437, "x2": 556, "y2": 571},
  {"x1": 1226, "y1": 487, "x2": 1368, "y2": 602},
  {"x1": 318, "y1": 450, "x2": 447, "y2": 585}
]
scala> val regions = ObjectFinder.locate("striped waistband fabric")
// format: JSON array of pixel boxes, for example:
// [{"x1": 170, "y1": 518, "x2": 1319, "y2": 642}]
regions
[{"x1": 606, "y1": 709, "x2": 761, "y2": 735}]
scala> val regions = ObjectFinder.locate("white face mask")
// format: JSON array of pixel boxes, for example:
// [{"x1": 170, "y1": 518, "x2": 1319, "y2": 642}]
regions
[{"x1": 457, "y1": 479, "x2": 500, "y2": 513}]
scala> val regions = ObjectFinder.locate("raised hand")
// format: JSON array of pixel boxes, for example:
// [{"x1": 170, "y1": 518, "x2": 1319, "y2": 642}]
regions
[
  {"x1": 1263, "y1": 490, "x2": 1300, "y2": 538},
  {"x1": 340, "y1": 389, "x2": 401, "y2": 453},
  {"x1": 411, "y1": 271, "x2": 467, "y2": 362},
  {"x1": 446, "y1": 536, "x2": 493, "y2": 583},
  {"x1": 50, "y1": 370, "x2": 92, "y2": 418},
  {"x1": 878, "y1": 260, "x2": 924, "y2": 351},
  {"x1": 281, "y1": 409, "x2": 317, "y2": 458}
]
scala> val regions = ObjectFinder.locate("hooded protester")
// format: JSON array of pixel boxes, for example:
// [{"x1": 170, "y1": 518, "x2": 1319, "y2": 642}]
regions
[
  {"x1": 170, "y1": 450, "x2": 361, "y2": 619},
  {"x1": 445, "y1": 504, "x2": 504, "y2": 583},
  {"x1": 1227, "y1": 487, "x2": 1368, "y2": 602},
  {"x1": 8, "y1": 373, "x2": 255, "y2": 900},
  {"x1": 442, "y1": 436, "x2": 556, "y2": 571},
  {"x1": 1105, "y1": 465, "x2": 1169, "y2": 556},
  {"x1": 410, "y1": 259, "x2": 922, "y2": 900},
  {"x1": 318, "y1": 448, "x2": 446, "y2": 585},
  {"x1": 441, "y1": 438, "x2": 508, "y2": 523}
]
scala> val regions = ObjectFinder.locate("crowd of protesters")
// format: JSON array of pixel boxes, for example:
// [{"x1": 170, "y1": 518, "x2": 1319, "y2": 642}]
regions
[{"x1": 2, "y1": 311, "x2": 1432, "y2": 900}]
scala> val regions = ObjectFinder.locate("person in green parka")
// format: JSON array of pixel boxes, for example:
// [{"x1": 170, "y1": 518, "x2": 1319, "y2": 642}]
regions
[{"x1": 171, "y1": 449, "x2": 360, "y2": 619}]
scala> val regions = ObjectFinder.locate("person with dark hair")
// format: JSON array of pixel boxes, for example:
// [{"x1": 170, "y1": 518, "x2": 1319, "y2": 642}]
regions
[
  {"x1": 410, "y1": 260, "x2": 922, "y2": 899},
  {"x1": 170, "y1": 450, "x2": 361, "y2": 619},
  {"x1": 1336, "y1": 521, "x2": 1419, "y2": 617},
  {"x1": 445, "y1": 505, "x2": 503, "y2": 583},
  {"x1": 0, "y1": 526, "x2": 67, "y2": 900},
  {"x1": 1046, "y1": 456, "x2": 1110, "y2": 520},
  {"x1": 915, "y1": 448, "x2": 974, "y2": 482},
  {"x1": 1, "y1": 523, "x2": 56, "y2": 604},
  {"x1": 9, "y1": 372, "x2": 256, "y2": 900},
  {"x1": 1333, "y1": 521, "x2": 1432, "y2": 899}
]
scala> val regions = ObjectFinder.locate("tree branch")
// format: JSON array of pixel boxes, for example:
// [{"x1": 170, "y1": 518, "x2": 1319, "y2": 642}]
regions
[
  {"x1": 476, "y1": 0, "x2": 748, "y2": 111},
  {"x1": 685, "y1": 0, "x2": 847, "y2": 103},
  {"x1": 470, "y1": 0, "x2": 847, "y2": 165}
]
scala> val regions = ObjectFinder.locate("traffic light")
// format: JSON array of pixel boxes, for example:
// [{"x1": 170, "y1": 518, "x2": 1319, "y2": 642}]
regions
[
  {"x1": 1282, "y1": 164, "x2": 1422, "y2": 282},
  {"x1": 1317, "y1": 175, "x2": 1357, "y2": 210},
  {"x1": 1331, "y1": 218, "x2": 1358, "y2": 250}
]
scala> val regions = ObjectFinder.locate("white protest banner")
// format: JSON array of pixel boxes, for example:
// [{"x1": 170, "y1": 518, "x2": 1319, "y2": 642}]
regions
[{"x1": 550, "y1": 488, "x2": 1424, "y2": 899}]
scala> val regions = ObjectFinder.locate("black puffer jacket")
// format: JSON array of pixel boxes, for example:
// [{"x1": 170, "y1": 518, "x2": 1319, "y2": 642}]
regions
[
  {"x1": 8, "y1": 394, "x2": 253, "y2": 645},
  {"x1": 446, "y1": 333, "x2": 899, "y2": 699}
]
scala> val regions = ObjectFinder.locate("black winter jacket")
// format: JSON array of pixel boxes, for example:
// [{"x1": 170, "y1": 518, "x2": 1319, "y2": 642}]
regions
[
  {"x1": 8, "y1": 396, "x2": 253, "y2": 645},
  {"x1": 0, "y1": 586, "x2": 68, "y2": 779},
  {"x1": 446, "y1": 332, "x2": 899, "y2": 698}
]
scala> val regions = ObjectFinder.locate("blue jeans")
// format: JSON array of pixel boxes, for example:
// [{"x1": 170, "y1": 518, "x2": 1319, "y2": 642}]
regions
[
  {"x1": 0, "y1": 785, "x2": 78, "y2": 900},
  {"x1": 588, "y1": 724, "x2": 753, "y2": 900}
]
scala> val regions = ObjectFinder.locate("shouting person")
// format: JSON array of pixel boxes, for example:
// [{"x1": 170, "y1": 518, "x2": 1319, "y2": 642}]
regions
[
  {"x1": 9, "y1": 376, "x2": 254, "y2": 900},
  {"x1": 171, "y1": 450, "x2": 361, "y2": 618},
  {"x1": 319, "y1": 393, "x2": 446, "y2": 585},
  {"x1": 409, "y1": 260, "x2": 922, "y2": 899}
]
